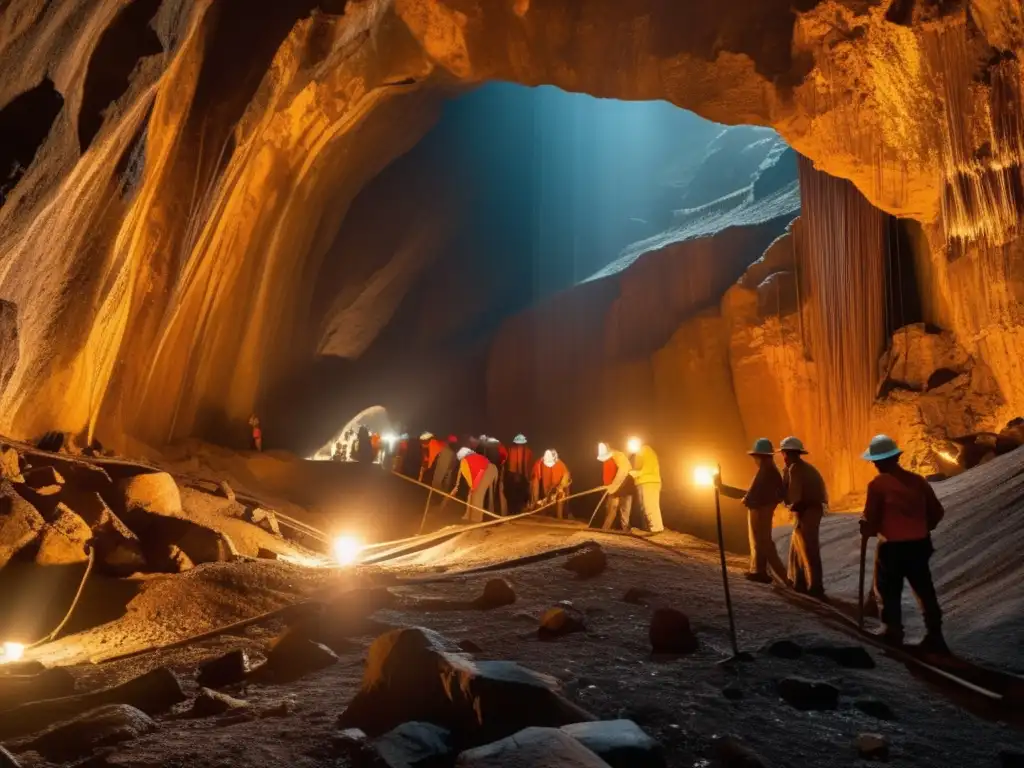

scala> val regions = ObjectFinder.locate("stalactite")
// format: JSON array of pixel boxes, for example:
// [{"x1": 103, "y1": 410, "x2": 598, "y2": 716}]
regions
[{"x1": 797, "y1": 155, "x2": 888, "y2": 495}]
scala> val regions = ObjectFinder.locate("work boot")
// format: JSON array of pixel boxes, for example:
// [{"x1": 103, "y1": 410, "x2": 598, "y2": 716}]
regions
[
  {"x1": 744, "y1": 572, "x2": 772, "y2": 584},
  {"x1": 913, "y1": 632, "x2": 951, "y2": 656},
  {"x1": 807, "y1": 587, "x2": 827, "y2": 600}
]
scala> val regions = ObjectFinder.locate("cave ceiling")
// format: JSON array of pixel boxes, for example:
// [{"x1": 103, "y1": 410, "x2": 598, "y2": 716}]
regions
[{"x1": 0, "y1": 0, "x2": 1019, "y2": 448}]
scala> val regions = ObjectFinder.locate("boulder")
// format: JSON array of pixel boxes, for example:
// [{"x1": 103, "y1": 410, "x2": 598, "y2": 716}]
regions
[
  {"x1": 563, "y1": 547, "x2": 607, "y2": 579},
  {"x1": 217, "y1": 481, "x2": 236, "y2": 502},
  {"x1": 35, "y1": 505, "x2": 92, "y2": 565},
  {"x1": 11, "y1": 704, "x2": 156, "y2": 761},
  {"x1": 0, "y1": 667, "x2": 77, "y2": 711},
  {"x1": 0, "y1": 666, "x2": 184, "y2": 740},
  {"x1": 176, "y1": 524, "x2": 238, "y2": 565},
  {"x1": 24, "y1": 465, "x2": 65, "y2": 491},
  {"x1": 622, "y1": 587, "x2": 657, "y2": 605},
  {"x1": 0, "y1": 447, "x2": 23, "y2": 483},
  {"x1": 245, "y1": 507, "x2": 281, "y2": 536},
  {"x1": 0, "y1": 481, "x2": 45, "y2": 569},
  {"x1": 996, "y1": 420, "x2": 1024, "y2": 455},
  {"x1": 372, "y1": 721, "x2": 453, "y2": 767},
  {"x1": 456, "y1": 727, "x2": 610, "y2": 767},
  {"x1": 189, "y1": 688, "x2": 249, "y2": 718},
  {"x1": 255, "y1": 630, "x2": 338, "y2": 682},
  {"x1": 539, "y1": 607, "x2": 586, "y2": 640},
  {"x1": 332, "y1": 728, "x2": 371, "y2": 759},
  {"x1": 855, "y1": 733, "x2": 890, "y2": 761},
  {"x1": 474, "y1": 578, "x2": 516, "y2": 609},
  {"x1": 62, "y1": 491, "x2": 146, "y2": 575},
  {"x1": 806, "y1": 644, "x2": 875, "y2": 669},
  {"x1": 649, "y1": 608, "x2": 698, "y2": 654},
  {"x1": 118, "y1": 472, "x2": 182, "y2": 519},
  {"x1": 713, "y1": 735, "x2": 768, "y2": 768},
  {"x1": 196, "y1": 649, "x2": 250, "y2": 689},
  {"x1": 338, "y1": 627, "x2": 593, "y2": 742},
  {"x1": 777, "y1": 677, "x2": 839, "y2": 711},
  {"x1": 764, "y1": 639, "x2": 802, "y2": 659},
  {"x1": 561, "y1": 720, "x2": 664, "y2": 768},
  {"x1": 854, "y1": 698, "x2": 895, "y2": 721}
]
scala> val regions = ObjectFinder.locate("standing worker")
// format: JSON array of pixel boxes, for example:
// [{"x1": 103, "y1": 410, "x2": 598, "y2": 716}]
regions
[
  {"x1": 418, "y1": 432, "x2": 439, "y2": 481},
  {"x1": 453, "y1": 447, "x2": 498, "y2": 523},
  {"x1": 430, "y1": 436, "x2": 457, "y2": 493},
  {"x1": 503, "y1": 434, "x2": 532, "y2": 516},
  {"x1": 859, "y1": 435, "x2": 948, "y2": 652},
  {"x1": 530, "y1": 449, "x2": 571, "y2": 519},
  {"x1": 370, "y1": 432, "x2": 382, "y2": 465},
  {"x1": 780, "y1": 436, "x2": 828, "y2": 598},
  {"x1": 248, "y1": 415, "x2": 262, "y2": 452},
  {"x1": 597, "y1": 442, "x2": 634, "y2": 530},
  {"x1": 629, "y1": 442, "x2": 664, "y2": 533},
  {"x1": 717, "y1": 438, "x2": 789, "y2": 584}
]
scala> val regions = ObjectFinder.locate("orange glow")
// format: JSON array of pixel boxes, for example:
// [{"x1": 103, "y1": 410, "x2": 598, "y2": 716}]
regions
[
  {"x1": 693, "y1": 466, "x2": 719, "y2": 487},
  {"x1": 626, "y1": 437, "x2": 642, "y2": 454},
  {"x1": 0, "y1": 642, "x2": 25, "y2": 664},
  {"x1": 332, "y1": 535, "x2": 362, "y2": 566}
]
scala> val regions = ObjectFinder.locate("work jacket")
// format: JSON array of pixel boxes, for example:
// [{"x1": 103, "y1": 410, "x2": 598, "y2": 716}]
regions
[
  {"x1": 459, "y1": 452, "x2": 492, "y2": 490},
  {"x1": 630, "y1": 445, "x2": 661, "y2": 486},
  {"x1": 531, "y1": 459, "x2": 571, "y2": 496},
  {"x1": 602, "y1": 451, "x2": 632, "y2": 496},
  {"x1": 720, "y1": 461, "x2": 784, "y2": 509},
  {"x1": 506, "y1": 444, "x2": 532, "y2": 476},
  {"x1": 862, "y1": 467, "x2": 944, "y2": 542},
  {"x1": 423, "y1": 439, "x2": 446, "y2": 471},
  {"x1": 782, "y1": 459, "x2": 828, "y2": 512}
]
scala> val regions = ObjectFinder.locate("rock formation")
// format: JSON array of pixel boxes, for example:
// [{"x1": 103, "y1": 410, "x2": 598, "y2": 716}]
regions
[{"x1": 0, "y1": 0, "x2": 1022, "y2": 483}]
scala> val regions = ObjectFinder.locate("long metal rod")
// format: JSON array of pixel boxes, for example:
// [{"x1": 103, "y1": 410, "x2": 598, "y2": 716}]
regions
[
  {"x1": 714, "y1": 464, "x2": 739, "y2": 657},
  {"x1": 858, "y1": 535, "x2": 868, "y2": 630}
]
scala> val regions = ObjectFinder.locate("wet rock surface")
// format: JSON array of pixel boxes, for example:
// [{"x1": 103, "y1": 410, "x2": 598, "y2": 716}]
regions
[
  {"x1": 11, "y1": 704, "x2": 157, "y2": 761},
  {"x1": 560, "y1": 720, "x2": 664, "y2": 768}
]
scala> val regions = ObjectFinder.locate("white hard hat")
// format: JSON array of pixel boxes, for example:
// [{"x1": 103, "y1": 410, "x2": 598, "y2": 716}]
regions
[
  {"x1": 513, "y1": 434, "x2": 528, "y2": 445},
  {"x1": 420, "y1": 432, "x2": 434, "y2": 441},
  {"x1": 597, "y1": 442, "x2": 612, "y2": 462},
  {"x1": 779, "y1": 436, "x2": 807, "y2": 454},
  {"x1": 543, "y1": 449, "x2": 558, "y2": 467},
  {"x1": 863, "y1": 434, "x2": 902, "y2": 462},
  {"x1": 748, "y1": 438, "x2": 775, "y2": 456},
  {"x1": 457, "y1": 447, "x2": 474, "y2": 461}
]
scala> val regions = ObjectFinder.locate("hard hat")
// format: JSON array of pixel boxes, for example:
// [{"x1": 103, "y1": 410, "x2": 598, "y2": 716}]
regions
[
  {"x1": 457, "y1": 447, "x2": 473, "y2": 461},
  {"x1": 447, "y1": 434, "x2": 458, "y2": 444},
  {"x1": 748, "y1": 438, "x2": 776, "y2": 456},
  {"x1": 597, "y1": 442, "x2": 612, "y2": 462},
  {"x1": 543, "y1": 449, "x2": 558, "y2": 467},
  {"x1": 420, "y1": 432, "x2": 433, "y2": 441},
  {"x1": 479, "y1": 434, "x2": 488, "y2": 441},
  {"x1": 862, "y1": 434, "x2": 902, "y2": 462},
  {"x1": 513, "y1": 434, "x2": 528, "y2": 445},
  {"x1": 779, "y1": 436, "x2": 808, "y2": 454}
]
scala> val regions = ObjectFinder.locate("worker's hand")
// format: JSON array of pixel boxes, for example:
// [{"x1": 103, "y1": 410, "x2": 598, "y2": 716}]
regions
[
  {"x1": 858, "y1": 518, "x2": 872, "y2": 538},
  {"x1": 713, "y1": 473, "x2": 723, "y2": 491}
]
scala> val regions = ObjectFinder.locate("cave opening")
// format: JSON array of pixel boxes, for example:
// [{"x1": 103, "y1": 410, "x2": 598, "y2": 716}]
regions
[{"x1": 281, "y1": 83, "x2": 800, "y2": 483}]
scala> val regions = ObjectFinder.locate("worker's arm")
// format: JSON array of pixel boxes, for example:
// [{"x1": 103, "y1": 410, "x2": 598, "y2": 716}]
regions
[
  {"x1": 923, "y1": 479, "x2": 945, "y2": 530},
  {"x1": 606, "y1": 456, "x2": 630, "y2": 494},
  {"x1": 717, "y1": 481, "x2": 746, "y2": 501},
  {"x1": 783, "y1": 464, "x2": 805, "y2": 511},
  {"x1": 859, "y1": 483, "x2": 884, "y2": 538},
  {"x1": 559, "y1": 469, "x2": 572, "y2": 490}
]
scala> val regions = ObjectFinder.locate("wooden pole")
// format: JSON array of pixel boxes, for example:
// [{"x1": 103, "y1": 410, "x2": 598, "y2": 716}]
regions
[
  {"x1": 418, "y1": 487, "x2": 434, "y2": 535},
  {"x1": 858, "y1": 535, "x2": 868, "y2": 630},
  {"x1": 714, "y1": 463, "x2": 740, "y2": 657}
]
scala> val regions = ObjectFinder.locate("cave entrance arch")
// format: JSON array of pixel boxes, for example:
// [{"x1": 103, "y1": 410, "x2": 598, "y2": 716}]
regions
[{"x1": 308, "y1": 404, "x2": 393, "y2": 460}]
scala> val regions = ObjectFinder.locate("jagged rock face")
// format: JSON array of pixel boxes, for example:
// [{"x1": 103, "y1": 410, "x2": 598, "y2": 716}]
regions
[{"x1": 0, "y1": 0, "x2": 1020, "y2": 450}]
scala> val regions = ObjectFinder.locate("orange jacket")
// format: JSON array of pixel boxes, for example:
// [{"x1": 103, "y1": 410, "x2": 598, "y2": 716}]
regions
[
  {"x1": 506, "y1": 444, "x2": 532, "y2": 476},
  {"x1": 531, "y1": 459, "x2": 570, "y2": 495},
  {"x1": 422, "y1": 438, "x2": 445, "y2": 469},
  {"x1": 460, "y1": 452, "x2": 492, "y2": 490}
]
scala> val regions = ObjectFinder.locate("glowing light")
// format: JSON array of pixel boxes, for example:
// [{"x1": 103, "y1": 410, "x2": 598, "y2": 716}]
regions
[
  {"x1": 0, "y1": 642, "x2": 25, "y2": 664},
  {"x1": 383, "y1": 431, "x2": 397, "y2": 448},
  {"x1": 693, "y1": 466, "x2": 719, "y2": 488},
  {"x1": 332, "y1": 536, "x2": 362, "y2": 566},
  {"x1": 626, "y1": 437, "x2": 642, "y2": 455},
  {"x1": 935, "y1": 449, "x2": 957, "y2": 464}
]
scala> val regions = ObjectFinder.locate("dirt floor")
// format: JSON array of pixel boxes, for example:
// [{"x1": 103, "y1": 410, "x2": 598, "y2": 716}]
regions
[{"x1": 7, "y1": 520, "x2": 1022, "y2": 768}]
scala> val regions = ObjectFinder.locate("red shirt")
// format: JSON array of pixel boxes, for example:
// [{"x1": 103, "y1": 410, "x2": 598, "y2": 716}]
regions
[
  {"x1": 506, "y1": 445, "x2": 532, "y2": 475},
  {"x1": 602, "y1": 458, "x2": 617, "y2": 486},
  {"x1": 863, "y1": 469, "x2": 944, "y2": 542},
  {"x1": 460, "y1": 452, "x2": 491, "y2": 490}
]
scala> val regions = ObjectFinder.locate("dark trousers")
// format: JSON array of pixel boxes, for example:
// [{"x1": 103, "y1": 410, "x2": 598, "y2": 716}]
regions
[{"x1": 877, "y1": 537, "x2": 942, "y2": 634}]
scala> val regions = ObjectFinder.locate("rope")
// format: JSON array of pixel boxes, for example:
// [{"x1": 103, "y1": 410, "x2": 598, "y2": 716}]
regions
[{"x1": 26, "y1": 546, "x2": 95, "y2": 651}]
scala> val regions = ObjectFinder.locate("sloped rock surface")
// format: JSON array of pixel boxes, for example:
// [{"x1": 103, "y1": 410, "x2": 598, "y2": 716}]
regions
[{"x1": 0, "y1": 481, "x2": 44, "y2": 568}]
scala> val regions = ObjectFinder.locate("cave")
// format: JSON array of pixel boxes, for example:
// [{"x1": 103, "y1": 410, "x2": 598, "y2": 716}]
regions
[{"x1": 0, "y1": 4, "x2": 1023, "y2": 765}]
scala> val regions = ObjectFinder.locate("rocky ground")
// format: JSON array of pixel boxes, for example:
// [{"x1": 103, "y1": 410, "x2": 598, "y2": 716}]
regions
[{"x1": 0, "y1": 440, "x2": 1022, "y2": 767}]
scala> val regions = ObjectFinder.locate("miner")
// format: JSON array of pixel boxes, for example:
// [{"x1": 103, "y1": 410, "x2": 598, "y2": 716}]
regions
[
  {"x1": 530, "y1": 449, "x2": 571, "y2": 519},
  {"x1": 717, "y1": 438, "x2": 789, "y2": 584},
  {"x1": 503, "y1": 434, "x2": 533, "y2": 516},
  {"x1": 430, "y1": 435, "x2": 457, "y2": 493},
  {"x1": 454, "y1": 446, "x2": 498, "y2": 523},
  {"x1": 598, "y1": 442, "x2": 634, "y2": 530},
  {"x1": 780, "y1": 436, "x2": 828, "y2": 598},
  {"x1": 859, "y1": 435, "x2": 948, "y2": 652},
  {"x1": 629, "y1": 442, "x2": 664, "y2": 533}
]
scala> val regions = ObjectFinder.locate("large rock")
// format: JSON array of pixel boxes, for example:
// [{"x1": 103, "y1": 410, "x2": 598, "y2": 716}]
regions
[
  {"x1": 23, "y1": 465, "x2": 65, "y2": 493},
  {"x1": 777, "y1": 677, "x2": 839, "y2": 711},
  {"x1": 563, "y1": 547, "x2": 607, "y2": 579},
  {"x1": 0, "y1": 667, "x2": 184, "y2": 740},
  {"x1": 338, "y1": 628, "x2": 593, "y2": 742},
  {"x1": 244, "y1": 507, "x2": 281, "y2": 536},
  {"x1": 254, "y1": 630, "x2": 338, "y2": 683},
  {"x1": 10, "y1": 704, "x2": 156, "y2": 761},
  {"x1": 561, "y1": 720, "x2": 664, "y2": 768},
  {"x1": 61, "y1": 491, "x2": 146, "y2": 575},
  {"x1": 539, "y1": 607, "x2": 586, "y2": 640},
  {"x1": 0, "y1": 667, "x2": 77, "y2": 711},
  {"x1": 189, "y1": 688, "x2": 249, "y2": 718},
  {"x1": 118, "y1": 472, "x2": 183, "y2": 519},
  {"x1": 649, "y1": 608, "x2": 698, "y2": 654},
  {"x1": 196, "y1": 649, "x2": 250, "y2": 689},
  {"x1": 0, "y1": 447, "x2": 23, "y2": 483},
  {"x1": 855, "y1": 733, "x2": 890, "y2": 762},
  {"x1": 456, "y1": 727, "x2": 610, "y2": 767},
  {"x1": 474, "y1": 578, "x2": 516, "y2": 609},
  {"x1": 35, "y1": 504, "x2": 92, "y2": 565},
  {"x1": 0, "y1": 481, "x2": 45, "y2": 569},
  {"x1": 372, "y1": 722, "x2": 453, "y2": 767}
]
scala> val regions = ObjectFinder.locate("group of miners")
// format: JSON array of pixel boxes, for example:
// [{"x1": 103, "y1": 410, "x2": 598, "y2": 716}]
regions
[{"x1": 717, "y1": 433, "x2": 948, "y2": 653}]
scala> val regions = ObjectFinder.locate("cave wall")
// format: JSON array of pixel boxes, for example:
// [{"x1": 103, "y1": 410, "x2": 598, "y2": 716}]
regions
[{"x1": 0, "y1": 0, "x2": 1021, "y2": 455}]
